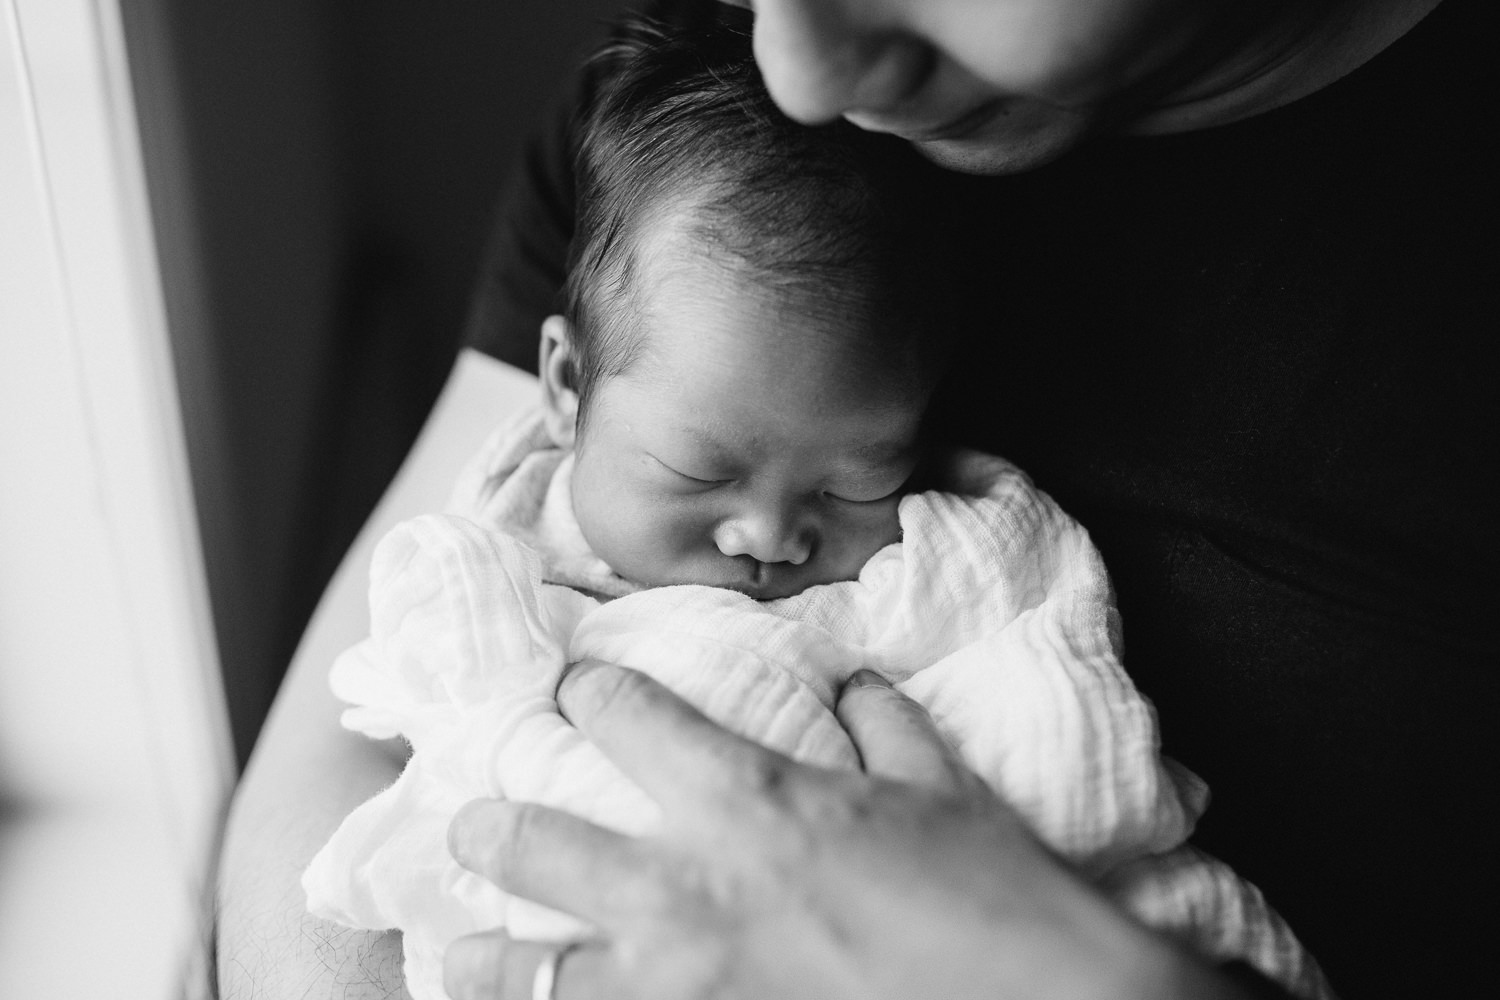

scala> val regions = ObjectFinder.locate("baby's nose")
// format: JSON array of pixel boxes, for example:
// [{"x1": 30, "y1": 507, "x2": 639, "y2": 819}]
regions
[{"x1": 714, "y1": 504, "x2": 814, "y2": 566}]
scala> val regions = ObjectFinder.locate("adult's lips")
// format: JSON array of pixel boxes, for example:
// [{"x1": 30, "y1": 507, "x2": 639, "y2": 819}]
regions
[{"x1": 844, "y1": 99, "x2": 1003, "y2": 143}]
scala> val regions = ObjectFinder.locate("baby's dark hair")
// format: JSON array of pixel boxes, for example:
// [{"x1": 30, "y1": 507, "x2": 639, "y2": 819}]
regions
[{"x1": 562, "y1": 10, "x2": 949, "y2": 421}]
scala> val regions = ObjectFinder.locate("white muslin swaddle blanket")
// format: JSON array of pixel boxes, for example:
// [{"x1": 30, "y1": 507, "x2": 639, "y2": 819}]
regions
[{"x1": 304, "y1": 407, "x2": 1333, "y2": 1000}]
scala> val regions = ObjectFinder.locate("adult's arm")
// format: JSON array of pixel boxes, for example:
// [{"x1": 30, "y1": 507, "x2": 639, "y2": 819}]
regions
[
  {"x1": 443, "y1": 661, "x2": 1291, "y2": 1000},
  {"x1": 215, "y1": 352, "x2": 538, "y2": 999}
]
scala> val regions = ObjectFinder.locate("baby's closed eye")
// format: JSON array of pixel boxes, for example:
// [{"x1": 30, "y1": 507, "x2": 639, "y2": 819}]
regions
[
  {"x1": 822, "y1": 485, "x2": 901, "y2": 505},
  {"x1": 822, "y1": 463, "x2": 915, "y2": 504},
  {"x1": 648, "y1": 453, "x2": 731, "y2": 490}
]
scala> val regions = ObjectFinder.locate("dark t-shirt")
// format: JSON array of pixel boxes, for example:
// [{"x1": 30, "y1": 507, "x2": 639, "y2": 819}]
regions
[{"x1": 465, "y1": 2, "x2": 1497, "y2": 994}]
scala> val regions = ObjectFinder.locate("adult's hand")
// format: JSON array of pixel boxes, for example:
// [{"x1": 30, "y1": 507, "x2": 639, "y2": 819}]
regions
[{"x1": 444, "y1": 661, "x2": 1253, "y2": 1000}]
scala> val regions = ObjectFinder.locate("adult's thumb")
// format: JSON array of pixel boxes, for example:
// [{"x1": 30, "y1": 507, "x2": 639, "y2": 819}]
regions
[{"x1": 835, "y1": 670, "x2": 979, "y2": 794}]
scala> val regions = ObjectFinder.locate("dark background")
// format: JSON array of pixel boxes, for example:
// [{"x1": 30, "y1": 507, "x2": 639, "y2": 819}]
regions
[{"x1": 120, "y1": 0, "x2": 623, "y2": 766}]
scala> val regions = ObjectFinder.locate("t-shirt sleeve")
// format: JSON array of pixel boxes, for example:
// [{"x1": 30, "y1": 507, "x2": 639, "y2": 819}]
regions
[{"x1": 460, "y1": 77, "x2": 580, "y2": 374}]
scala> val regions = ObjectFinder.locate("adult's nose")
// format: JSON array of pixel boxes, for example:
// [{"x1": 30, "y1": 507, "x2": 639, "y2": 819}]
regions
[
  {"x1": 714, "y1": 499, "x2": 815, "y2": 566},
  {"x1": 748, "y1": 0, "x2": 933, "y2": 124}
]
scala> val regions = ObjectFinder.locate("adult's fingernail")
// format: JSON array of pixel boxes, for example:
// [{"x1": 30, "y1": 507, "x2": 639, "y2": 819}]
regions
[
  {"x1": 848, "y1": 669, "x2": 891, "y2": 689},
  {"x1": 448, "y1": 798, "x2": 513, "y2": 869}
]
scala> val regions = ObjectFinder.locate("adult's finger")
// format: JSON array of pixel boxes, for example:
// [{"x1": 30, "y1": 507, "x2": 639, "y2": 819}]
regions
[
  {"x1": 556, "y1": 659, "x2": 792, "y2": 810},
  {"x1": 449, "y1": 798, "x2": 674, "y2": 929},
  {"x1": 835, "y1": 670, "x2": 981, "y2": 793},
  {"x1": 444, "y1": 930, "x2": 614, "y2": 1000}
]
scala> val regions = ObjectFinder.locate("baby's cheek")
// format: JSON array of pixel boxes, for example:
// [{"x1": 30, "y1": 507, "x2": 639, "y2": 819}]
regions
[
  {"x1": 580, "y1": 490, "x2": 711, "y2": 585},
  {"x1": 827, "y1": 500, "x2": 903, "y2": 575},
  {"x1": 572, "y1": 475, "x2": 643, "y2": 568},
  {"x1": 582, "y1": 496, "x2": 659, "y2": 575},
  {"x1": 858, "y1": 497, "x2": 903, "y2": 544}
]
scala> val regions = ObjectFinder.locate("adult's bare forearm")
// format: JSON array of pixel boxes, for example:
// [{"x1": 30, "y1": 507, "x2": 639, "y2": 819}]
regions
[
  {"x1": 216, "y1": 643, "x2": 411, "y2": 1000},
  {"x1": 215, "y1": 352, "x2": 525, "y2": 998},
  {"x1": 217, "y1": 808, "x2": 408, "y2": 1000}
]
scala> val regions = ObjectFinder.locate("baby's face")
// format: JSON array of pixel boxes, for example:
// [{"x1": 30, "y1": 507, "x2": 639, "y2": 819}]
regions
[{"x1": 567, "y1": 258, "x2": 925, "y2": 600}]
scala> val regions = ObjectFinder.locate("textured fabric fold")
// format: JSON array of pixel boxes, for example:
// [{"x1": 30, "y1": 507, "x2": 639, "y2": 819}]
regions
[{"x1": 304, "y1": 406, "x2": 1332, "y2": 1000}]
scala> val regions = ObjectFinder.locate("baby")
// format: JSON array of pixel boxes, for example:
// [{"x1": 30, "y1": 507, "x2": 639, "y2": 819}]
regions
[
  {"x1": 304, "y1": 16, "x2": 1333, "y2": 1000},
  {"x1": 533, "y1": 14, "x2": 953, "y2": 605}
]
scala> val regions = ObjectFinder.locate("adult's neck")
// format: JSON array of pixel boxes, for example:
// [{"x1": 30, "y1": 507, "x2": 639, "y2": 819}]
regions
[{"x1": 1129, "y1": 0, "x2": 1443, "y2": 135}]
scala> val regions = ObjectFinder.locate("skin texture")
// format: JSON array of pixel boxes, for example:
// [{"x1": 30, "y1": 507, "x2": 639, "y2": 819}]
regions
[{"x1": 542, "y1": 233, "x2": 926, "y2": 600}]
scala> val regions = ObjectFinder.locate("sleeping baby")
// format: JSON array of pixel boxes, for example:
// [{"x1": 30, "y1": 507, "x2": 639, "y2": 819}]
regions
[{"x1": 303, "y1": 15, "x2": 1334, "y2": 1000}]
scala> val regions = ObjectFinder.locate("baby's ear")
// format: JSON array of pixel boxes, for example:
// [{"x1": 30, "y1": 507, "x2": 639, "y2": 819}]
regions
[{"x1": 539, "y1": 314, "x2": 579, "y2": 448}]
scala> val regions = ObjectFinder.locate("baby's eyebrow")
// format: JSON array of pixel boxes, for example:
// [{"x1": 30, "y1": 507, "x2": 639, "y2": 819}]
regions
[{"x1": 673, "y1": 422, "x2": 738, "y2": 458}]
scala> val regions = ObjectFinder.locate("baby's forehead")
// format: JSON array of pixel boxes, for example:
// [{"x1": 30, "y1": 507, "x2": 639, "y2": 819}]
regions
[
  {"x1": 631, "y1": 264, "x2": 903, "y2": 385},
  {"x1": 626, "y1": 203, "x2": 879, "y2": 348},
  {"x1": 592, "y1": 192, "x2": 935, "y2": 404}
]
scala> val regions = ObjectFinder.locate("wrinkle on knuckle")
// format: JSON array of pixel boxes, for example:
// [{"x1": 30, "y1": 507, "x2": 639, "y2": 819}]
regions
[
  {"x1": 564, "y1": 659, "x2": 648, "y2": 728},
  {"x1": 795, "y1": 780, "x2": 873, "y2": 833},
  {"x1": 887, "y1": 690, "x2": 949, "y2": 745},
  {"x1": 734, "y1": 747, "x2": 796, "y2": 802},
  {"x1": 493, "y1": 803, "x2": 544, "y2": 891}
]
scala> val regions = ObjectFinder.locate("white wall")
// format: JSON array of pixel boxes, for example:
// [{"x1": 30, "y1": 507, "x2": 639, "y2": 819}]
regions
[{"x1": 0, "y1": 0, "x2": 233, "y2": 996}]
